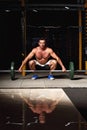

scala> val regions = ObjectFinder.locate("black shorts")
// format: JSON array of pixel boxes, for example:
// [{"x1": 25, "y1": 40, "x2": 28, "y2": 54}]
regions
[{"x1": 36, "y1": 64, "x2": 50, "y2": 70}]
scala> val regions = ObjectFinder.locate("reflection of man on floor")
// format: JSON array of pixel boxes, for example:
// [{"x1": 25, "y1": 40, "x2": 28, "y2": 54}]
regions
[
  {"x1": 20, "y1": 90, "x2": 64, "y2": 124},
  {"x1": 25, "y1": 99, "x2": 59, "y2": 123}
]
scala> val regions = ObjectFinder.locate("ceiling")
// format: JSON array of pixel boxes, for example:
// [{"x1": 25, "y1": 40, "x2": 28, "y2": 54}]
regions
[
  {"x1": 0, "y1": 0, "x2": 85, "y2": 11},
  {"x1": 0, "y1": 0, "x2": 85, "y2": 5},
  {"x1": 0, "y1": 0, "x2": 84, "y2": 27}
]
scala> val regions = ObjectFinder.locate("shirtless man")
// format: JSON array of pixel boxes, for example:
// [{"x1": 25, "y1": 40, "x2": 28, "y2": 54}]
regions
[{"x1": 18, "y1": 38, "x2": 66, "y2": 80}]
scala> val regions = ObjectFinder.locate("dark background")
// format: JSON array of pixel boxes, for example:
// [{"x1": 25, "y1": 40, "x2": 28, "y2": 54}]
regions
[{"x1": 0, "y1": 0, "x2": 85, "y2": 70}]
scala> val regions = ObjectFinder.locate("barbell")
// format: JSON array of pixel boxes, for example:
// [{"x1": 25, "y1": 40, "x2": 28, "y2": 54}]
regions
[
  {"x1": 0, "y1": 61, "x2": 74, "y2": 80},
  {"x1": 0, "y1": 61, "x2": 86, "y2": 80}
]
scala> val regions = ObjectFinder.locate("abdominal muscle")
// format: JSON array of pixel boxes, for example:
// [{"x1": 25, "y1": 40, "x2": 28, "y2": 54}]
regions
[{"x1": 36, "y1": 58, "x2": 49, "y2": 64}]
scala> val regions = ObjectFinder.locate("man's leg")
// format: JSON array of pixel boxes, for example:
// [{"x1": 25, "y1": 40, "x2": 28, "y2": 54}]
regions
[
  {"x1": 48, "y1": 60, "x2": 57, "y2": 80},
  {"x1": 49, "y1": 60, "x2": 57, "y2": 70},
  {"x1": 29, "y1": 60, "x2": 36, "y2": 70},
  {"x1": 29, "y1": 60, "x2": 38, "y2": 79}
]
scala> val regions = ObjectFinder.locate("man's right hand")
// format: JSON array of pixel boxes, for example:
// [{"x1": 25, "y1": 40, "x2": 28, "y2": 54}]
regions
[
  {"x1": 18, "y1": 67, "x2": 23, "y2": 72},
  {"x1": 62, "y1": 66, "x2": 66, "y2": 72}
]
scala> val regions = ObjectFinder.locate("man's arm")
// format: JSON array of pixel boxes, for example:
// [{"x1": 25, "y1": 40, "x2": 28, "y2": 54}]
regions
[
  {"x1": 18, "y1": 49, "x2": 35, "y2": 72},
  {"x1": 49, "y1": 49, "x2": 66, "y2": 72},
  {"x1": 20, "y1": 94, "x2": 36, "y2": 112}
]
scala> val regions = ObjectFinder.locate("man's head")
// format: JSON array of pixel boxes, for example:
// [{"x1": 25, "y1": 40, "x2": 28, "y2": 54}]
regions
[
  {"x1": 39, "y1": 112, "x2": 45, "y2": 124},
  {"x1": 38, "y1": 38, "x2": 47, "y2": 49}
]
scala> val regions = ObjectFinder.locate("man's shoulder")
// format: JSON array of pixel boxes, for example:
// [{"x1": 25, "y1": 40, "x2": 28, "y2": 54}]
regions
[
  {"x1": 47, "y1": 47, "x2": 53, "y2": 51},
  {"x1": 47, "y1": 47, "x2": 52, "y2": 49}
]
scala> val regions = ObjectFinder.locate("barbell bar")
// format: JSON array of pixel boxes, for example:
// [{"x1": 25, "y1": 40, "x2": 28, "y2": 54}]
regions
[
  {"x1": 1, "y1": 69, "x2": 87, "y2": 72},
  {"x1": 0, "y1": 70, "x2": 71, "y2": 72},
  {"x1": 0, "y1": 61, "x2": 74, "y2": 80},
  {"x1": 0, "y1": 61, "x2": 86, "y2": 80}
]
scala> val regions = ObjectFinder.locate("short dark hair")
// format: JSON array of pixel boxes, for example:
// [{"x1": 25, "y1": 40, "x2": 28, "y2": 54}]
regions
[{"x1": 39, "y1": 37, "x2": 46, "y2": 41}]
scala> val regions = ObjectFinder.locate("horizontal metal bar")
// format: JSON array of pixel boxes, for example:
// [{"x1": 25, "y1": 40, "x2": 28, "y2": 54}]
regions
[
  {"x1": 27, "y1": 4, "x2": 84, "y2": 11},
  {"x1": 6, "y1": 122, "x2": 23, "y2": 125},
  {"x1": 75, "y1": 70, "x2": 87, "y2": 72},
  {"x1": 50, "y1": 70, "x2": 70, "y2": 72},
  {"x1": 0, "y1": 70, "x2": 70, "y2": 73},
  {"x1": 27, "y1": 7, "x2": 84, "y2": 11},
  {"x1": 0, "y1": 70, "x2": 87, "y2": 73},
  {"x1": 28, "y1": 4, "x2": 84, "y2": 7},
  {"x1": 0, "y1": 70, "x2": 11, "y2": 72}
]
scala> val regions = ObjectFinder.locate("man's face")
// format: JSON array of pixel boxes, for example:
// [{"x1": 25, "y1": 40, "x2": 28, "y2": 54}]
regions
[
  {"x1": 38, "y1": 40, "x2": 46, "y2": 49},
  {"x1": 39, "y1": 112, "x2": 45, "y2": 124}
]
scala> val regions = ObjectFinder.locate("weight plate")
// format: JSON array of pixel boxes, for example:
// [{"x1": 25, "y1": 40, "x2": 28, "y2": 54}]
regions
[
  {"x1": 10, "y1": 62, "x2": 15, "y2": 80},
  {"x1": 69, "y1": 61, "x2": 74, "y2": 80}
]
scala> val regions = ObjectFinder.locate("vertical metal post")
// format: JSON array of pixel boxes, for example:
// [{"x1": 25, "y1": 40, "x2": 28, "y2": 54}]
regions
[
  {"x1": 84, "y1": 0, "x2": 87, "y2": 74},
  {"x1": 20, "y1": 0, "x2": 27, "y2": 76},
  {"x1": 78, "y1": 10, "x2": 82, "y2": 70},
  {"x1": 85, "y1": 61, "x2": 87, "y2": 74}
]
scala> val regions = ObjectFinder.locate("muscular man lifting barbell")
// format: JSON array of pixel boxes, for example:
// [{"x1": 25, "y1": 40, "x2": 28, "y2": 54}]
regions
[{"x1": 18, "y1": 37, "x2": 66, "y2": 80}]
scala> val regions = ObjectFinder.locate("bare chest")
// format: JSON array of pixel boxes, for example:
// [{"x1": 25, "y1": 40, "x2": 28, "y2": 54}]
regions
[{"x1": 36, "y1": 50, "x2": 49, "y2": 59}]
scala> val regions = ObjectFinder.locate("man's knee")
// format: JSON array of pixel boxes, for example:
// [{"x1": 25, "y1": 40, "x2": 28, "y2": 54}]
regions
[
  {"x1": 50, "y1": 60, "x2": 57, "y2": 66},
  {"x1": 29, "y1": 60, "x2": 35, "y2": 66},
  {"x1": 29, "y1": 60, "x2": 34, "y2": 65},
  {"x1": 49, "y1": 60, "x2": 57, "y2": 69}
]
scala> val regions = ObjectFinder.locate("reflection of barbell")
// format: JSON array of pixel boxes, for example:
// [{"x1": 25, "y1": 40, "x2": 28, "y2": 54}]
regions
[
  {"x1": 6, "y1": 116, "x2": 38, "y2": 126},
  {"x1": 65, "y1": 121, "x2": 87, "y2": 126},
  {"x1": 0, "y1": 61, "x2": 87, "y2": 80}
]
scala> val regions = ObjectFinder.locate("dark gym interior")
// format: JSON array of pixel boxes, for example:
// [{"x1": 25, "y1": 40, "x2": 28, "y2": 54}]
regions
[
  {"x1": 0, "y1": 0, "x2": 86, "y2": 70},
  {"x1": 0, "y1": 1, "x2": 87, "y2": 130}
]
